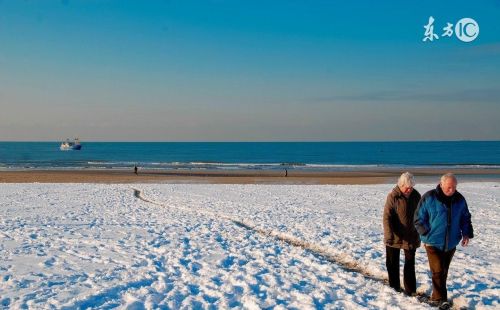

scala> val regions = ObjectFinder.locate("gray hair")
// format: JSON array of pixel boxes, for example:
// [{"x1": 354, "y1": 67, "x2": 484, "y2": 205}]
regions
[
  {"x1": 397, "y1": 172, "x2": 415, "y2": 188},
  {"x1": 440, "y1": 173, "x2": 457, "y2": 184}
]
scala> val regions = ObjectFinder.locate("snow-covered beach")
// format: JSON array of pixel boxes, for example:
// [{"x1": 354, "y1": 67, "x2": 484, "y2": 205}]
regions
[{"x1": 1, "y1": 183, "x2": 498, "y2": 309}]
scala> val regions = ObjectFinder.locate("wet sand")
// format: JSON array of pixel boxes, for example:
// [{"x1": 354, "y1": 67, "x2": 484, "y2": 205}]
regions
[{"x1": 1, "y1": 168, "x2": 499, "y2": 184}]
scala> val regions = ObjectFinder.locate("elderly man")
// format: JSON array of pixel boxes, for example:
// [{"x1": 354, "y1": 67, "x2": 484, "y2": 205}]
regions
[
  {"x1": 383, "y1": 172, "x2": 421, "y2": 295},
  {"x1": 414, "y1": 173, "x2": 474, "y2": 308}
]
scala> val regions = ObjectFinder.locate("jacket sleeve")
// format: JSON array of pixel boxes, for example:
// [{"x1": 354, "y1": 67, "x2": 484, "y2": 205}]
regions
[
  {"x1": 460, "y1": 200, "x2": 474, "y2": 238},
  {"x1": 383, "y1": 195, "x2": 394, "y2": 244},
  {"x1": 414, "y1": 196, "x2": 430, "y2": 236}
]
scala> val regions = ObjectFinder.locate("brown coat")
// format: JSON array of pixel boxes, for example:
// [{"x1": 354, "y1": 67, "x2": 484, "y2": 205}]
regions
[{"x1": 383, "y1": 186, "x2": 421, "y2": 250}]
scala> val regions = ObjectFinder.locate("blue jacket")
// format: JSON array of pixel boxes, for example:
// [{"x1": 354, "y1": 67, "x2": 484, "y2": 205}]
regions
[{"x1": 414, "y1": 185, "x2": 474, "y2": 251}]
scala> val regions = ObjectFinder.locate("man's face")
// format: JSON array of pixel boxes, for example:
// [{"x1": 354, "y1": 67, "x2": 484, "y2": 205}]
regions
[
  {"x1": 440, "y1": 178, "x2": 457, "y2": 197},
  {"x1": 400, "y1": 185, "x2": 413, "y2": 198}
]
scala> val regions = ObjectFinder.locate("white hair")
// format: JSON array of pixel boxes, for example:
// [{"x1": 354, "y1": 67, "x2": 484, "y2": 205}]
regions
[
  {"x1": 440, "y1": 173, "x2": 457, "y2": 184},
  {"x1": 397, "y1": 172, "x2": 415, "y2": 188}
]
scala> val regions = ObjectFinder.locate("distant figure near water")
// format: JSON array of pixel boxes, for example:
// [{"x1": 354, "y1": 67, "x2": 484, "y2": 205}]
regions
[
  {"x1": 134, "y1": 166, "x2": 138, "y2": 175},
  {"x1": 285, "y1": 169, "x2": 288, "y2": 177}
]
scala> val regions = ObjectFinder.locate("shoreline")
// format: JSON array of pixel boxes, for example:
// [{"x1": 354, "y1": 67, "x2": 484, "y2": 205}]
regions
[{"x1": 1, "y1": 168, "x2": 500, "y2": 184}]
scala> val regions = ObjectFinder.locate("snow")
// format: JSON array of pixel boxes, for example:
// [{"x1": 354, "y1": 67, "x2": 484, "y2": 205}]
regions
[{"x1": 1, "y1": 183, "x2": 499, "y2": 309}]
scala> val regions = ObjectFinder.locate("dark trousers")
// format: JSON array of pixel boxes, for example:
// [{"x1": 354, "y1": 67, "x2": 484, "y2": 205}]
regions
[
  {"x1": 425, "y1": 245, "x2": 456, "y2": 302},
  {"x1": 386, "y1": 246, "x2": 416, "y2": 294}
]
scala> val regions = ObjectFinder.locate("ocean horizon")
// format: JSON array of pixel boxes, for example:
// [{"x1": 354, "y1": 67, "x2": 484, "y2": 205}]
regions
[{"x1": 1, "y1": 141, "x2": 499, "y2": 171}]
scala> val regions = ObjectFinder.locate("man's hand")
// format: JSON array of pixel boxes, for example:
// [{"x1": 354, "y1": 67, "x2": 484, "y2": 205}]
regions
[{"x1": 461, "y1": 236, "x2": 470, "y2": 247}]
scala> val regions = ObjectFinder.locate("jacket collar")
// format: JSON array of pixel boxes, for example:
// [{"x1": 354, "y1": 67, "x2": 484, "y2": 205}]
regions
[{"x1": 393, "y1": 186, "x2": 404, "y2": 198}]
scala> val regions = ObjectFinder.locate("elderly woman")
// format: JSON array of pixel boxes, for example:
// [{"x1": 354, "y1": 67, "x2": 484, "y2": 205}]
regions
[{"x1": 383, "y1": 172, "x2": 421, "y2": 295}]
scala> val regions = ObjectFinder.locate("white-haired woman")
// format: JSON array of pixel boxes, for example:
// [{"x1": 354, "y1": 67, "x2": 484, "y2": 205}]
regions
[{"x1": 383, "y1": 172, "x2": 421, "y2": 295}]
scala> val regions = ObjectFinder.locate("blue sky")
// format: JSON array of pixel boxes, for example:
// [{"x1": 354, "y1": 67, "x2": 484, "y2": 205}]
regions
[{"x1": 0, "y1": 0, "x2": 499, "y2": 141}]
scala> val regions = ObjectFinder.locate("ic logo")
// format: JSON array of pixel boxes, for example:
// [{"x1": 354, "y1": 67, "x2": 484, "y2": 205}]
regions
[{"x1": 455, "y1": 18, "x2": 479, "y2": 42}]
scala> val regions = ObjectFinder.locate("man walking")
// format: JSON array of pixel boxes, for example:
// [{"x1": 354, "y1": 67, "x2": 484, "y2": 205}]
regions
[
  {"x1": 414, "y1": 173, "x2": 474, "y2": 308},
  {"x1": 383, "y1": 172, "x2": 421, "y2": 295}
]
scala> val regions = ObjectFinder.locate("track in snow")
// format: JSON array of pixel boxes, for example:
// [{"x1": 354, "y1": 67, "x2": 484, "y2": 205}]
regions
[{"x1": 133, "y1": 188, "x2": 384, "y2": 283}]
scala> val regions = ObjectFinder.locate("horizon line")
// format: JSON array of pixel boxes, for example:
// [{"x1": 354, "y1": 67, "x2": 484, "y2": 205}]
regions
[{"x1": 1, "y1": 140, "x2": 499, "y2": 143}]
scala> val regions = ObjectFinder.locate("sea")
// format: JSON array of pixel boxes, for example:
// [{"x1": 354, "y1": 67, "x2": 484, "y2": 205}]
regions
[
  {"x1": 0, "y1": 141, "x2": 500, "y2": 171},
  {"x1": 0, "y1": 141, "x2": 499, "y2": 171}
]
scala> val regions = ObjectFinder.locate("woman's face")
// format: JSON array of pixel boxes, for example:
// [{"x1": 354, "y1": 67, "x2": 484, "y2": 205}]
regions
[{"x1": 400, "y1": 185, "x2": 413, "y2": 197}]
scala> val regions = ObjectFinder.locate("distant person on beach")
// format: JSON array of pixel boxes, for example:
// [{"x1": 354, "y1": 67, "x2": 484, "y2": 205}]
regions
[
  {"x1": 134, "y1": 166, "x2": 138, "y2": 175},
  {"x1": 383, "y1": 172, "x2": 421, "y2": 295},
  {"x1": 414, "y1": 173, "x2": 474, "y2": 308}
]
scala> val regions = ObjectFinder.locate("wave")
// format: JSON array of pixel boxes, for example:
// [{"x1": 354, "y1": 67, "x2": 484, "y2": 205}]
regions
[{"x1": 2, "y1": 161, "x2": 500, "y2": 171}]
